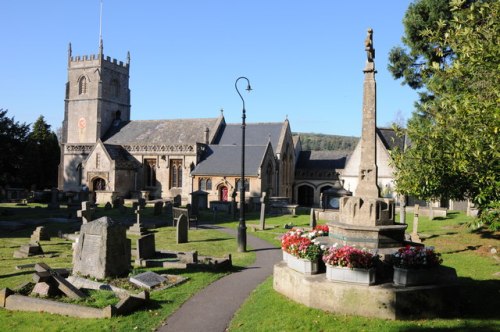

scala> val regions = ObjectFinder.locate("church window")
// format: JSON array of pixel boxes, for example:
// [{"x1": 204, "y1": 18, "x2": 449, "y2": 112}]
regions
[
  {"x1": 76, "y1": 163, "x2": 83, "y2": 186},
  {"x1": 111, "y1": 79, "x2": 120, "y2": 97},
  {"x1": 144, "y1": 159, "x2": 157, "y2": 187},
  {"x1": 236, "y1": 178, "x2": 249, "y2": 192},
  {"x1": 78, "y1": 76, "x2": 87, "y2": 95},
  {"x1": 199, "y1": 178, "x2": 206, "y2": 191},
  {"x1": 206, "y1": 178, "x2": 212, "y2": 190},
  {"x1": 170, "y1": 159, "x2": 182, "y2": 188}
]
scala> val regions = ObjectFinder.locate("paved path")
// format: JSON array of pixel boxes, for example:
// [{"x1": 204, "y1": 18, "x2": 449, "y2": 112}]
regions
[{"x1": 157, "y1": 225, "x2": 282, "y2": 332}]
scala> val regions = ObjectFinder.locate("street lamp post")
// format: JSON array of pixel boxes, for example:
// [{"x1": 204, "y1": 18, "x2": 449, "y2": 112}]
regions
[{"x1": 235, "y1": 76, "x2": 252, "y2": 252}]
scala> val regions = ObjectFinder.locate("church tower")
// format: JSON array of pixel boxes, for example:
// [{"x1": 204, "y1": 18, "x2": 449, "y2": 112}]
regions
[
  {"x1": 62, "y1": 41, "x2": 130, "y2": 144},
  {"x1": 59, "y1": 41, "x2": 131, "y2": 191}
]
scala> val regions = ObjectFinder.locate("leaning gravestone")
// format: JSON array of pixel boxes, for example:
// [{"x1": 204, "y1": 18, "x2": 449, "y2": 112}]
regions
[
  {"x1": 73, "y1": 216, "x2": 131, "y2": 279},
  {"x1": 176, "y1": 214, "x2": 188, "y2": 244}
]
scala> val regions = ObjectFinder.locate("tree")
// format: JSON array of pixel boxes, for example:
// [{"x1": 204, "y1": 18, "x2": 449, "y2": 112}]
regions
[
  {"x1": 390, "y1": 0, "x2": 500, "y2": 229},
  {"x1": 0, "y1": 109, "x2": 30, "y2": 186},
  {"x1": 23, "y1": 116, "x2": 60, "y2": 189}
]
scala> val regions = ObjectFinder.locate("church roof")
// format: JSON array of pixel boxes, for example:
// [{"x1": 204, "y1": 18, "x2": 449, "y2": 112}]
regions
[
  {"x1": 295, "y1": 150, "x2": 349, "y2": 170},
  {"x1": 191, "y1": 144, "x2": 271, "y2": 176},
  {"x1": 102, "y1": 118, "x2": 220, "y2": 145},
  {"x1": 214, "y1": 122, "x2": 284, "y2": 150},
  {"x1": 376, "y1": 127, "x2": 405, "y2": 151},
  {"x1": 103, "y1": 144, "x2": 139, "y2": 169}
]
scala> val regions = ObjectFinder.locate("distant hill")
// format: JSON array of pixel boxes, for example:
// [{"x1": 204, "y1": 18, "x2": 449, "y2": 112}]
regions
[{"x1": 293, "y1": 133, "x2": 359, "y2": 152}]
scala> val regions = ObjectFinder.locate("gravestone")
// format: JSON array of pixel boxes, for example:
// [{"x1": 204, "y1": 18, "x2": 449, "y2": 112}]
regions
[
  {"x1": 136, "y1": 234, "x2": 155, "y2": 260},
  {"x1": 400, "y1": 195, "x2": 407, "y2": 224},
  {"x1": 128, "y1": 205, "x2": 146, "y2": 236},
  {"x1": 30, "y1": 226, "x2": 50, "y2": 243},
  {"x1": 259, "y1": 192, "x2": 267, "y2": 230},
  {"x1": 164, "y1": 202, "x2": 173, "y2": 226},
  {"x1": 47, "y1": 188, "x2": 60, "y2": 209},
  {"x1": 412, "y1": 204, "x2": 421, "y2": 243},
  {"x1": 73, "y1": 216, "x2": 131, "y2": 279},
  {"x1": 153, "y1": 201, "x2": 163, "y2": 216},
  {"x1": 138, "y1": 198, "x2": 146, "y2": 209},
  {"x1": 104, "y1": 202, "x2": 112, "y2": 210},
  {"x1": 176, "y1": 214, "x2": 188, "y2": 244},
  {"x1": 129, "y1": 271, "x2": 166, "y2": 290},
  {"x1": 77, "y1": 201, "x2": 95, "y2": 224},
  {"x1": 112, "y1": 197, "x2": 124, "y2": 209},
  {"x1": 13, "y1": 243, "x2": 43, "y2": 258},
  {"x1": 310, "y1": 208, "x2": 317, "y2": 228},
  {"x1": 33, "y1": 263, "x2": 84, "y2": 299}
]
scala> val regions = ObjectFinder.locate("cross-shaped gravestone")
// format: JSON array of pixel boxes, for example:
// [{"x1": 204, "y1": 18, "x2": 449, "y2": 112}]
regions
[
  {"x1": 77, "y1": 201, "x2": 94, "y2": 224},
  {"x1": 34, "y1": 262, "x2": 85, "y2": 299}
]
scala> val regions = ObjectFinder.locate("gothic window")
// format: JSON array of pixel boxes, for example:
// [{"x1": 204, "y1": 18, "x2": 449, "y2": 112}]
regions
[
  {"x1": 144, "y1": 159, "x2": 157, "y2": 187},
  {"x1": 266, "y1": 162, "x2": 273, "y2": 187},
  {"x1": 199, "y1": 178, "x2": 206, "y2": 191},
  {"x1": 206, "y1": 178, "x2": 212, "y2": 190},
  {"x1": 78, "y1": 76, "x2": 87, "y2": 95},
  {"x1": 199, "y1": 178, "x2": 213, "y2": 191},
  {"x1": 111, "y1": 79, "x2": 120, "y2": 97},
  {"x1": 236, "y1": 178, "x2": 249, "y2": 192},
  {"x1": 76, "y1": 163, "x2": 83, "y2": 186},
  {"x1": 170, "y1": 159, "x2": 182, "y2": 188}
]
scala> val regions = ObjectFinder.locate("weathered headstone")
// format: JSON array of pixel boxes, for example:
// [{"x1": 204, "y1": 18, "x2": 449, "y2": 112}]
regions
[
  {"x1": 72, "y1": 216, "x2": 131, "y2": 279},
  {"x1": 138, "y1": 198, "x2": 146, "y2": 209},
  {"x1": 153, "y1": 201, "x2": 163, "y2": 216},
  {"x1": 136, "y1": 234, "x2": 155, "y2": 260},
  {"x1": 259, "y1": 192, "x2": 267, "y2": 230},
  {"x1": 30, "y1": 226, "x2": 50, "y2": 243},
  {"x1": 48, "y1": 188, "x2": 60, "y2": 210},
  {"x1": 112, "y1": 197, "x2": 124, "y2": 209},
  {"x1": 77, "y1": 201, "x2": 95, "y2": 224},
  {"x1": 400, "y1": 195, "x2": 407, "y2": 224},
  {"x1": 176, "y1": 214, "x2": 188, "y2": 244},
  {"x1": 412, "y1": 204, "x2": 421, "y2": 243},
  {"x1": 129, "y1": 271, "x2": 166, "y2": 289},
  {"x1": 310, "y1": 208, "x2": 317, "y2": 228},
  {"x1": 104, "y1": 202, "x2": 112, "y2": 210}
]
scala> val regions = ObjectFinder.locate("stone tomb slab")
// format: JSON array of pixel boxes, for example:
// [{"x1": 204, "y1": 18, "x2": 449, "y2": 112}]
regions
[{"x1": 129, "y1": 271, "x2": 166, "y2": 289}]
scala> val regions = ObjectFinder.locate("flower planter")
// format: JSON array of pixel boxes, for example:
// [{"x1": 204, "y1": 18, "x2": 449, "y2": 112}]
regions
[
  {"x1": 285, "y1": 253, "x2": 318, "y2": 275},
  {"x1": 282, "y1": 251, "x2": 291, "y2": 263},
  {"x1": 326, "y1": 265, "x2": 376, "y2": 285},
  {"x1": 393, "y1": 267, "x2": 439, "y2": 286}
]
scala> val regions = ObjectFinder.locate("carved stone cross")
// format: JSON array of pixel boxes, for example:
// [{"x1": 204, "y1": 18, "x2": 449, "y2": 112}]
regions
[{"x1": 77, "y1": 201, "x2": 94, "y2": 224}]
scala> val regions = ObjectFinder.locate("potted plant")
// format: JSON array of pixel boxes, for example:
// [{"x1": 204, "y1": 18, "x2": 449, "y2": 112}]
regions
[
  {"x1": 281, "y1": 228, "x2": 324, "y2": 274},
  {"x1": 322, "y1": 245, "x2": 378, "y2": 284},
  {"x1": 391, "y1": 245, "x2": 443, "y2": 286}
]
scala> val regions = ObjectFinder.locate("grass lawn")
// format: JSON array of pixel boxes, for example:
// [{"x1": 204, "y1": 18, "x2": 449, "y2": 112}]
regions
[
  {"x1": 0, "y1": 204, "x2": 499, "y2": 331},
  {"x1": 0, "y1": 203, "x2": 254, "y2": 332},
  {"x1": 227, "y1": 210, "x2": 500, "y2": 332}
]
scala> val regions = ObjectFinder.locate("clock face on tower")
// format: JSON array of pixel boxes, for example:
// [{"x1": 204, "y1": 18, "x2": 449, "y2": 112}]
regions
[{"x1": 78, "y1": 117, "x2": 87, "y2": 129}]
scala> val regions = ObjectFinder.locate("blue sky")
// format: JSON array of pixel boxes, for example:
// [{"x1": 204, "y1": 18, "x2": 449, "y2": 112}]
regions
[{"x1": 0, "y1": 1, "x2": 418, "y2": 137}]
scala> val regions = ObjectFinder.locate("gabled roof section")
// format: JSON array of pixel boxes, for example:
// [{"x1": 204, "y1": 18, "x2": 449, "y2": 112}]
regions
[
  {"x1": 296, "y1": 150, "x2": 349, "y2": 170},
  {"x1": 214, "y1": 122, "x2": 284, "y2": 150},
  {"x1": 192, "y1": 143, "x2": 272, "y2": 176},
  {"x1": 103, "y1": 144, "x2": 140, "y2": 169},
  {"x1": 102, "y1": 117, "x2": 221, "y2": 145},
  {"x1": 376, "y1": 127, "x2": 405, "y2": 151}
]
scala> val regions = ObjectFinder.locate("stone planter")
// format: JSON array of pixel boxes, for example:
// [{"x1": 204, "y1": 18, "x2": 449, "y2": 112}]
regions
[
  {"x1": 326, "y1": 265, "x2": 376, "y2": 285},
  {"x1": 285, "y1": 253, "x2": 318, "y2": 275},
  {"x1": 393, "y1": 267, "x2": 439, "y2": 286}
]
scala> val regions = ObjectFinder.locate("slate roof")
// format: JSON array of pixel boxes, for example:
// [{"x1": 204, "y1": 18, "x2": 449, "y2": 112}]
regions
[
  {"x1": 295, "y1": 150, "x2": 349, "y2": 170},
  {"x1": 191, "y1": 145, "x2": 270, "y2": 176},
  {"x1": 214, "y1": 123, "x2": 284, "y2": 150},
  {"x1": 103, "y1": 144, "x2": 140, "y2": 169},
  {"x1": 102, "y1": 118, "x2": 220, "y2": 145},
  {"x1": 376, "y1": 127, "x2": 405, "y2": 151}
]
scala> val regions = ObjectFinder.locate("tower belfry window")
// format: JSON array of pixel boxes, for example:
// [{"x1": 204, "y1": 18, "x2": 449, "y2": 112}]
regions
[{"x1": 78, "y1": 76, "x2": 87, "y2": 95}]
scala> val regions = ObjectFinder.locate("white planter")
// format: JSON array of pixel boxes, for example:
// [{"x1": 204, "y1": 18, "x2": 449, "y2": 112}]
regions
[
  {"x1": 326, "y1": 265, "x2": 376, "y2": 285},
  {"x1": 283, "y1": 251, "x2": 291, "y2": 263},
  {"x1": 285, "y1": 253, "x2": 319, "y2": 275},
  {"x1": 393, "y1": 267, "x2": 439, "y2": 286}
]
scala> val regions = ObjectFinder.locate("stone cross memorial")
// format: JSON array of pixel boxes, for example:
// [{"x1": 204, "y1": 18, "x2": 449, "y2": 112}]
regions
[{"x1": 77, "y1": 201, "x2": 95, "y2": 224}]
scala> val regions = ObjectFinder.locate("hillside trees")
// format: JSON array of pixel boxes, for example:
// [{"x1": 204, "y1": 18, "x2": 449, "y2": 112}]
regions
[
  {"x1": 0, "y1": 109, "x2": 30, "y2": 185},
  {"x1": 389, "y1": 0, "x2": 499, "y2": 229}
]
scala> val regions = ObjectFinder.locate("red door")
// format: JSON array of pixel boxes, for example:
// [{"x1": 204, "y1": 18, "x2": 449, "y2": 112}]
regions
[{"x1": 220, "y1": 186, "x2": 228, "y2": 202}]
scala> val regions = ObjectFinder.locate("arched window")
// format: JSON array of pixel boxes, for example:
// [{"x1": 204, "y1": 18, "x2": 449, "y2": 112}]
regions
[
  {"x1": 236, "y1": 178, "x2": 249, "y2": 192},
  {"x1": 144, "y1": 159, "x2": 157, "y2": 187},
  {"x1": 206, "y1": 178, "x2": 212, "y2": 190},
  {"x1": 199, "y1": 178, "x2": 206, "y2": 191},
  {"x1": 78, "y1": 76, "x2": 87, "y2": 95},
  {"x1": 111, "y1": 79, "x2": 120, "y2": 97},
  {"x1": 170, "y1": 159, "x2": 182, "y2": 188}
]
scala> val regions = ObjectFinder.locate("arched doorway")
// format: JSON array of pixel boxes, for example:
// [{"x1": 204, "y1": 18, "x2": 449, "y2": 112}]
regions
[
  {"x1": 219, "y1": 186, "x2": 228, "y2": 202},
  {"x1": 297, "y1": 185, "x2": 314, "y2": 207},
  {"x1": 92, "y1": 177, "x2": 106, "y2": 191}
]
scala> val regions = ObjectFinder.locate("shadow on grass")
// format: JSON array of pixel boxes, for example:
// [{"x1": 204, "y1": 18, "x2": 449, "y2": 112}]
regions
[
  {"x1": 422, "y1": 231, "x2": 459, "y2": 241},
  {"x1": 443, "y1": 245, "x2": 481, "y2": 254},
  {"x1": 188, "y1": 237, "x2": 232, "y2": 243},
  {"x1": 471, "y1": 227, "x2": 500, "y2": 240},
  {"x1": 0, "y1": 270, "x2": 33, "y2": 279},
  {"x1": 458, "y1": 277, "x2": 500, "y2": 320}
]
